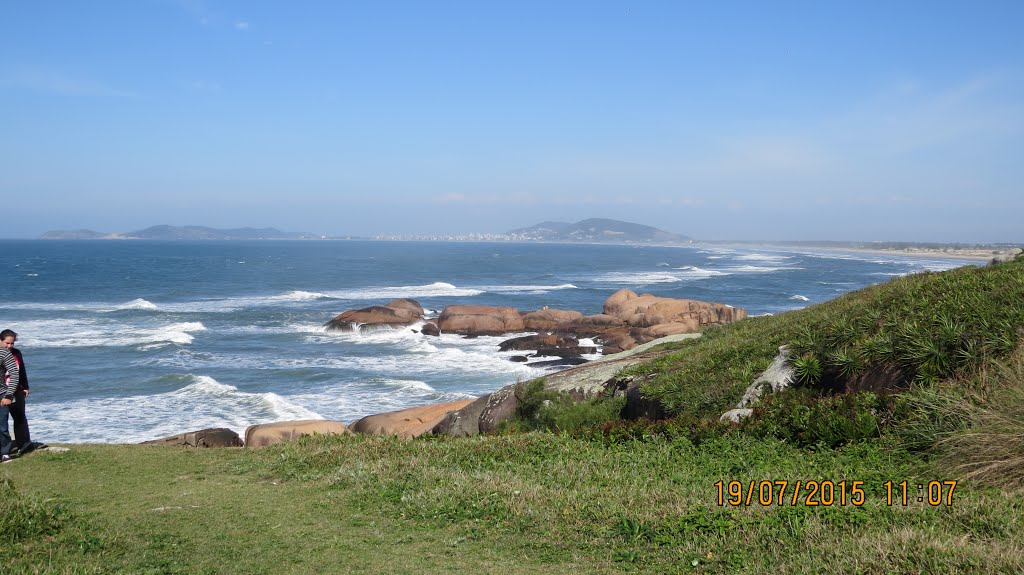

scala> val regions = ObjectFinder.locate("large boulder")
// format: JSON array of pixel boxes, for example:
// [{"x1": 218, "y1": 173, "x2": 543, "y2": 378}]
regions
[
  {"x1": 325, "y1": 299, "x2": 425, "y2": 332},
  {"x1": 555, "y1": 314, "x2": 627, "y2": 336},
  {"x1": 437, "y1": 305, "x2": 525, "y2": 335},
  {"x1": 432, "y1": 386, "x2": 521, "y2": 436},
  {"x1": 244, "y1": 419, "x2": 350, "y2": 448},
  {"x1": 348, "y1": 399, "x2": 475, "y2": 438},
  {"x1": 498, "y1": 333, "x2": 579, "y2": 352},
  {"x1": 521, "y1": 309, "x2": 584, "y2": 331},
  {"x1": 604, "y1": 289, "x2": 746, "y2": 328},
  {"x1": 141, "y1": 427, "x2": 242, "y2": 448}
]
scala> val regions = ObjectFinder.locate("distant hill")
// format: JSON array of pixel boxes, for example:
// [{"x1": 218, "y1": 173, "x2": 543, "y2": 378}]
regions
[
  {"x1": 507, "y1": 218, "x2": 690, "y2": 243},
  {"x1": 39, "y1": 229, "x2": 122, "y2": 240},
  {"x1": 40, "y1": 226, "x2": 319, "y2": 240}
]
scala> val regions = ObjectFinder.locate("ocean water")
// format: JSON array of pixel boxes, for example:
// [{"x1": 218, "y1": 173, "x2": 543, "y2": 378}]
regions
[{"x1": 0, "y1": 240, "x2": 968, "y2": 444}]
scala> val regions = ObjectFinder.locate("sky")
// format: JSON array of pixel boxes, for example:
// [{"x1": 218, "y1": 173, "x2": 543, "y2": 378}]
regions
[{"x1": 2, "y1": 1, "x2": 1022, "y2": 242}]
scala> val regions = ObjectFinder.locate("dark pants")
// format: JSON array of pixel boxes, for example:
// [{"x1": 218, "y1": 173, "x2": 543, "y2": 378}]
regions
[
  {"x1": 10, "y1": 392, "x2": 30, "y2": 449},
  {"x1": 0, "y1": 403, "x2": 11, "y2": 456}
]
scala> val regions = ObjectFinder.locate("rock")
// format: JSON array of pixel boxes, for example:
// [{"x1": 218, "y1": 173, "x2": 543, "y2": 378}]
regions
[
  {"x1": 141, "y1": 427, "x2": 243, "y2": 448},
  {"x1": 421, "y1": 321, "x2": 440, "y2": 337},
  {"x1": 603, "y1": 289, "x2": 747, "y2": 329},
  {"x1": 437, "y1": 305, "x2": 526, "y2": 335},
  {"x1": 526, "y1": 357, "x2": 590, "y2": 368},
  {"x1": 498, "y1": 333, "x2": 580, "y2": 352},
  {"x1": 521, "y1": 309, "x2": 584, "y2": 331},
  {"x1": 432, "y1": 394, "x2": 491, "y2": 436},
  {"x1": 720, "y1": 408, "x2": 753, "y2": 424},
  {"x1": 509, "y1": 355, "x2": 529, "y2": 362},
  {"x1": 597, "y1": 328, "x2": 638, "y2": 355},
  {"x1": 736, "y1": 346, "x2": 794, "y2": 408},
  {"x1": 556, "y1": 314, "x2": 627, "y2": 335},
  {"x1": 348, "y1": 399, "x2": 475, "y2": 438},
  {"x1": 325, "y1": 299, "x2": 425, "y2": 332},
  {"x1": 243, "y1": 420, "x2": 350, "y2": 448}
]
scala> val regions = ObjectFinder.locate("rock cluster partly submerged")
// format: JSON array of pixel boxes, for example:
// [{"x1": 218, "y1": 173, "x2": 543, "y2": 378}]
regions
[{"x1": 144, "y1": 289, "x2": 748, "y2": 447}]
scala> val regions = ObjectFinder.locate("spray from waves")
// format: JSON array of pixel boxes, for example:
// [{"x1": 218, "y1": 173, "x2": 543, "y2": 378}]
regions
[
  {"x1": 325, "y1": 282, "x2": 483, "y2": 300},
  {"x1": 789, "y1": 294, "x2": 810, "y2": 301},
  {"x1": 482, "y1": 283, "x2": 578, "y2": 294},
  {"x1": 674, "y1": 266, "x2": 730, "y2": 278},
  {"x1": 20, "y1": 318, "x2": 206, "y2": 348},
  {"x1": 735, "y1": 253, "x2": 792, "y2": 262},
  {"x1": 113, "y1": 298, "x2": 159, "y2": 311},
  {"x1": 595, "y1": 271, "x2": 683, "y2": 284},
  {"x1": 29, "y1": 375, "x2": 322, "y2": 443},
  {"x1": 726, "y1": 265, "x2": 804, "y2": 273}
]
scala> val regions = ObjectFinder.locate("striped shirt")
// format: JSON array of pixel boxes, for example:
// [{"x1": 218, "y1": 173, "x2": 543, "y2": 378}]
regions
[{"x1": 0, "y1": 348, "x2": 19, "y2": 399}]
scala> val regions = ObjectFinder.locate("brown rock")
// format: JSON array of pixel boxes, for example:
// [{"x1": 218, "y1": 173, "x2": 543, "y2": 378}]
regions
[
  {"x1": 521, "y1": 309, "x2": 584, "y2": 331},
  {"x1": 421, "y1": 321, "x2": 440, "y2": 337},
  {"x1": 348, "y1": 399, "x2": 475, "y2": 438},
  {"x1": 141, "y1": 427, "x2": 242, "y2": 448},
  {"x1": 437, "y1": 305, "x2": 525, "y2": 335},
  {"x1": 325, "y1": 299, "x2": 424, "y2": 332},
  {"x1": 556, "y1": 314, "x2": 627, "y2": 336},
  {"x1": 243, "y1": 420, "x2": 350, "y2": 448},
  {"x1": 498, "y1": 333, "x2": 579, "y2": 352}
]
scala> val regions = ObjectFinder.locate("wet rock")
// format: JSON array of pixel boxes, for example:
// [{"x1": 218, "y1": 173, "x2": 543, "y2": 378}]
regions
[{"x1": 141, "y1": 427, "x2": 242, "y2": 448}]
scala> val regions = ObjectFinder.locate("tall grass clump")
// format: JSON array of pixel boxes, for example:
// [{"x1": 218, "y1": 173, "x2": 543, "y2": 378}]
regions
[{"x1": 942, "y1": 345, "x2": 1024, "y2": 487}]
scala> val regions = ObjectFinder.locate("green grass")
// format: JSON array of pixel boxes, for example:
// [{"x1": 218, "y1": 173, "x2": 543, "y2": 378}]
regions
[
  {"x1": 5, "y1": 258, "x2": 1024, "y2": 573},
  {"x1": 4, "y1": 433, "x2": 1024, "y2": 574}
]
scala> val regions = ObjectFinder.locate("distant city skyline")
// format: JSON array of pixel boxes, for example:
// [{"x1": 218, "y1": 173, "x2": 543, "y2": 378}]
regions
[{"x1": 3, "y1": 1, "x2": 1022, "y2": 242}]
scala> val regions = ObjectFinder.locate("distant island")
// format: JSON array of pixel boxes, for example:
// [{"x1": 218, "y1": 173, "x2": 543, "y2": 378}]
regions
[
  {"x1": 40, "y1": 225, "x2": 327, "y2": 241},
  {"x1": 506, "y1": 218, "x2": 691, "y2": 243}
]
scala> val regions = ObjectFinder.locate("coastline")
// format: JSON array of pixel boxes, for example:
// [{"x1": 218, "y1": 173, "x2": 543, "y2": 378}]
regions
[{"x1": 698, "y1": 242, "x2": 1022, "y2": 262}]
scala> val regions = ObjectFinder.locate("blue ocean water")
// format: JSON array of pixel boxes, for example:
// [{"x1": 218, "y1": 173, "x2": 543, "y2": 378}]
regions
[{"x1": 0, "y1": 240, "x2": 968, "y2": 443}]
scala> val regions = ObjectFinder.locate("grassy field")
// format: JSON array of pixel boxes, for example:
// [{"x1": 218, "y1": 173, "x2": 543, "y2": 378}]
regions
[
  {"x1": 5, "y1": 255, "x2": 1024, "y2": 574},
  {"x1": 5, "y1": 432, "x2": 1024, "y2": 574}
]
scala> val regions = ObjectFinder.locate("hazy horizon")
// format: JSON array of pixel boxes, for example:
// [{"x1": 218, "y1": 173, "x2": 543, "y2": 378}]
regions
[{"x1": 3, "y1": 2, "x2": 1022, "y2": 243}]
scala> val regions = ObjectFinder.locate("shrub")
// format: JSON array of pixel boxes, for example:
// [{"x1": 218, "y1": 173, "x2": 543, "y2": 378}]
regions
[{"x1": 503, "y1": 379, "x2": 626, "y2": 434}]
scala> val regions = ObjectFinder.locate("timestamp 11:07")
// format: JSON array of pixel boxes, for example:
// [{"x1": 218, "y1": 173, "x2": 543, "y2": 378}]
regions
[{"x1": 885, "y1": 480, "x2": 958, "y2": 506}]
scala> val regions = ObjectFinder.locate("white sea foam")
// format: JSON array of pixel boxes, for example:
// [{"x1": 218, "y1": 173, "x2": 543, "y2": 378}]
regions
[
  {"x1": 17, "y1": 318, "x2": 206, "y2": 348},
  {"x1": 675, "y1": 266, "x2": 730, "y2": 278},
  {"x1": 656, "y1": 262, "x2": 671, "y2": 267},
  {"x1": 789, "y1": 295, "x2": 810, "y2": 301},
  {"x1": 735, "y1": 253, "x2": 792, "y2": 262},
  {"x1": 30, "y1": 375, "x2": 323, "y2": 443},
  {"x1": 595, "y1": 271, "x2": 682, "y2": 284},
  {"x1": 482, "y1": 283, "x2": 578, "y2": 294},
  {"x1": 324, "y1": 282, "x2": 484, "y2": 300},
  {"x1": 726, "y1": 265, "x2": 803, "y2": 273},
  {"x1": 113, "y1": 298, "x2": 159, "y2": 311}
]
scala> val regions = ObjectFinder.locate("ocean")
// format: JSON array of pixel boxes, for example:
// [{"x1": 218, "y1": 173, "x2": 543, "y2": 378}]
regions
[{"x1": 0, "y1": 240, "x2": 968, "y2": 444}]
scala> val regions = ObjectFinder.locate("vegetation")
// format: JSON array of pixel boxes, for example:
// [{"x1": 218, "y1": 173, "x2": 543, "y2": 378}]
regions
[{"x1": 4, "y1": 258, "x2": 1024, "y2": 573}]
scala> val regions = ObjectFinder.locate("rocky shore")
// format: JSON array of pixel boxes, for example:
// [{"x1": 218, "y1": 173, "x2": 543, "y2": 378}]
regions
[{"x1": 143, "y1": 288, "x2": 748, "y2": 447}]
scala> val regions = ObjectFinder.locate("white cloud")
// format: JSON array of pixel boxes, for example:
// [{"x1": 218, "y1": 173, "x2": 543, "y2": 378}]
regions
[{"x1": 235, "y1": 20, "x2": 250, "y2": 30}]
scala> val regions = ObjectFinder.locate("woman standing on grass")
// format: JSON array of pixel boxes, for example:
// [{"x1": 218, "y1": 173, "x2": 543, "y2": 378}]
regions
[
  {"x1": 1, "y1": 330, "x2": 42, "y2": 457},
  {"x1": 0, "y1": 330, "x2": 21, "y2": 463}
]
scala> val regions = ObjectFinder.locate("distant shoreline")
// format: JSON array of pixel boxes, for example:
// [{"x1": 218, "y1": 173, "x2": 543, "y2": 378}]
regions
[{"x1": 701, "y1": 242, "x2": 1022, "y2": 262}]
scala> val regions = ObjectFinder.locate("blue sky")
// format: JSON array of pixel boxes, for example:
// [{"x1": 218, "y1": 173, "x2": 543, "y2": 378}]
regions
[{"x1": 2, "y1": 1, "x2": 1022, "y2": 241}]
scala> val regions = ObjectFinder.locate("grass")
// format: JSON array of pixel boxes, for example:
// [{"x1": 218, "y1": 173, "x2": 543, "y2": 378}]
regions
[
  {"x1": 5, "y1": 257, "x2": 1024, "y2": 573},
  {"x1": 5, "y1": 433, "x2": 1024, "y2": 574}
]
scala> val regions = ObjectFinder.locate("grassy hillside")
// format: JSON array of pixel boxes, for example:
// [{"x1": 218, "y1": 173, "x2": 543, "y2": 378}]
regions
[{"x1": 4, "y1": 256, "x2": 1024, "y2": 574}]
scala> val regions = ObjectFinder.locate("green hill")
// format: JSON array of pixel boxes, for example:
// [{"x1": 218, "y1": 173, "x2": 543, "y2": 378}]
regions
[{"x1": 5, "y1": 254, "x2": 1024, "y2": 574}]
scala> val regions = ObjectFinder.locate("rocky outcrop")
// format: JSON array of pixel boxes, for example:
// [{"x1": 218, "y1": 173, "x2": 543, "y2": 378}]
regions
[
  {"x1": 433, "y1": 333, "x2": 703, "y2": 435},
  {"x1": 719, "y1": 345, "x2": 794, "y2": 424},
  {"x1": 421, "y1": 321, "x2": 440, "y2": 337},
  {"x1": 348, "y1": 399, "x2": 475, "y2": 438},
  {"x1": 243, "y1": 420, "x2": 350, "y2": 448},
  {"x1": 141, "y1": 427, "x2": 242, "y2": 448},
  {"x1": 604, "y1": 289, "x2": 747, "y2": 328},
  {"x1": 437, "y1": 305, "x2": 525, "y2": 335},
  {"x1": 325, "y1": 299, "x2": 425, "y2": 332},
  {"x1": 521, "y1": 308, "x2": 583, "y2": 331}
]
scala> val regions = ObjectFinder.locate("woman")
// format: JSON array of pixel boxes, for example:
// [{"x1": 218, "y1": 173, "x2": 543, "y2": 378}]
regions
[
  {"x1": 0, "y1": 330, "x2": 21, "y2": 463},
  {"x1": 1, "y1": 329, "x2": 42, "y2": 456}
]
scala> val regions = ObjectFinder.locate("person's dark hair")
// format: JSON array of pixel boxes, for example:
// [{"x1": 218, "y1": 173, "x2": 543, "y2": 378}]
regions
[{"x1": 0, "y1": 330, "x2": 16, "y2": 341}]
